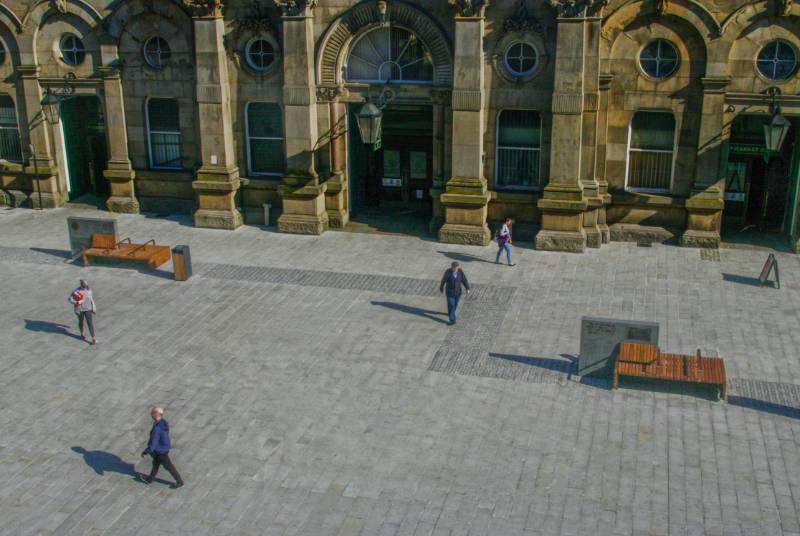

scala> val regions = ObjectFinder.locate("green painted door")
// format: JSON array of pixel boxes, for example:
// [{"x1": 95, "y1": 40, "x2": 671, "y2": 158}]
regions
[{"x1": 61, "y1": 96, "x2": 108, "y2": 201}]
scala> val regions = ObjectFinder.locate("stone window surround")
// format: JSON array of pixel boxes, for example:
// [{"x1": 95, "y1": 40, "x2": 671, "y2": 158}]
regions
[
  {"x1": 755, "y1": 39, "x2": 798, "y2": 82},
  {"x1": 493, "y1": 108, "x2": 543, "y2": 191},
  {"x1": 0, "y1": 40, "x2": 5, "y2": 66},
  {"x1": 58, "y1": 33, "x2": 86, "y2": 67},
  {"x1": 142, "y1": 36, "x2": 171, "y2": 70},
  {"x1": 492, "y1": 32, "x2": 547, "y2": 83},
  {"x1": 234, "y1": 32, "x2": 281, "y2": 78},
  {"x1": 244, "y1": 37, "x2": 276, "y2": 73},
  {"x1": 638, "y1": 38, "x2": 680, "y2": 81},
  {"x1": 624, "y1": 110, "x2": 678, "y2": 194}
]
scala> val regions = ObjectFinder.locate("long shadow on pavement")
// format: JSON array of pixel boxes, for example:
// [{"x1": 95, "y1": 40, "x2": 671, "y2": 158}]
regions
[
  {"x1": 438, "y1": 250, "x2": 497, "y2": 264},
  {"x1": 722, "y1": 273, "x2": 764, "y2": 286},
  {"x1": 727, "y1": 396, "x2": 800, "y2": 420},
  {"x1": 371, "y1": 301, "x2": 450, "y2": 324},
  {"x1": 24, "y1": 319, "x2": 82, "y2": 340},
  {"x1": 72, "y1": 447, "x2": 137, "y2": 476}
]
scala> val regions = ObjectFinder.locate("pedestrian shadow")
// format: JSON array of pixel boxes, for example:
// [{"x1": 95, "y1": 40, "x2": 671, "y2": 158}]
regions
[
  {"x1": 727, "y1": 396, "x2": 800, "y2": 420},
  {"x1": 24, "y1": 319, "x2": 82, "y2": 340},
  {"x1": 721, "y1": 273, "x2": 763, "y2": 286},
  {"x1": 71, "y1": 447, "x2": 137, "y2": 477},
  {"x1": 437, "y1": 251, "x2": 497, "y2": 264},
  {"x1": 371, "y1": 301, "x2": 450, "y2": 324}
]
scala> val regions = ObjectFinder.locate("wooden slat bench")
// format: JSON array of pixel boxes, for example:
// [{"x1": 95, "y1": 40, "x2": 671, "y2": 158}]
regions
[
  {"x1": 82, "y1": 233, "x2": 171, "y2": 270},
  {"x1": 614, "y1": 341, "x2": 727, "y2": 400}
]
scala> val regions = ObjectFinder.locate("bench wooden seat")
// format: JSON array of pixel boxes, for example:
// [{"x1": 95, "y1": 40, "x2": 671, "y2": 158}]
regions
[
  {"x1": 614, "y1": 341, "x2": 727, "y2": 400},
  {"x1": 82, "y1": 233, "x2": 171, "y2": 270}
]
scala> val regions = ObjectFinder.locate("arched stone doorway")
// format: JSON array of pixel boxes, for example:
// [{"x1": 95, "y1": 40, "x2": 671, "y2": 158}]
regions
[{"x1": 317, "y1": 0, "x2": 452, "y2": 235}]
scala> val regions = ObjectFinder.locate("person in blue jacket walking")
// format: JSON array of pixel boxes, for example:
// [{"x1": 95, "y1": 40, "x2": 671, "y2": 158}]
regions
[{"x1": 140, "y1": 406, "x2": 184, "y2": 488}]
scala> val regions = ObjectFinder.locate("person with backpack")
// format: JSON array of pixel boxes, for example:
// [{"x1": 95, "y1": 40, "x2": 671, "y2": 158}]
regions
[
  {"x1": 140, "y1": 406, "x2": 184, "y2": 489},
  {"x1": 495, "y1": 217, "x2": 515, "y2": 266},
  {"x1": 68, "y1": 279, "x2": 97, "y2": 344}
]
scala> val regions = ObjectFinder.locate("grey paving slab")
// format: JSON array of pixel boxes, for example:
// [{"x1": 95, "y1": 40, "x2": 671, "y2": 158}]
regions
[{"x1": 1, "y1": 207, "x2": 800, "y2": 535}]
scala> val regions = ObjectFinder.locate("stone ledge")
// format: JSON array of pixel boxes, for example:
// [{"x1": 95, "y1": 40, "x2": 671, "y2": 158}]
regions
[
  {"x1": 277, "y1": 213, "x2": 329, "y2": 235},
  {"x1": 194, "y1": 208, "x2": 243, "y2": 230},
  {"x1": 535, "y1": 229, "x2": 586, "y2": 253},
  {"x1": 680, "y1": 229, "x2": 720, "y2": 249},
  {"x1": 609, "y1": 223, "x2": 681, "y2": 244},
  {"x1": 439, "y1": 223, "x2": 491, "y2": 246}
]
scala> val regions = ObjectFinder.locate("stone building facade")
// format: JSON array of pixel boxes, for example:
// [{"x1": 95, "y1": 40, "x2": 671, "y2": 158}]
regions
[{"x1": 1, "y1": 0, "x2": 799, "y2": 251}]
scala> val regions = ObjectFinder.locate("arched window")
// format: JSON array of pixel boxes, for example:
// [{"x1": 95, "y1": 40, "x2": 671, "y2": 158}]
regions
[
  {"x1": 627, "y1": 112, "x2": 675, "y2": 192},
  {"x1": 0, "y1": 41, "x2": 6, "y2": 66},
  {"x1": 345, "y1": 26, "x2": 433, "y2": 84},
  {"x1": 0, "y1": 95, "x2": 21, "y2": 162},
  {"x1": 146, "y1": 98, "x2": 182, "y2": 169}
]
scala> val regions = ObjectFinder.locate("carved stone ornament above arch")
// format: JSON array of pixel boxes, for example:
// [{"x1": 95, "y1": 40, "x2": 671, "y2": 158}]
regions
[
  {"x1": 601, "y1": 0, "x2": 721, "y2": 43},
  {"x1": 104, "y1": 0, "x2": 193, "y2": 42},
  {"x1": 316, "y1": 0, "x2": 453, "y2": 87},
  {"x1": 0, "y1": 4, "x2": 24, "y2": 33},
  {"x1": 274, "y1": 0, "x2": 317, "y2": 17},
  {"x1": 21, "y1": 0, "x2": 104, "y2": 32},
  {"x1": 448, "y1": 0, "x2": 489, "y2": 18},
  {"x1": 721, "y1": 1, "x2": 800, "y2": 38}
]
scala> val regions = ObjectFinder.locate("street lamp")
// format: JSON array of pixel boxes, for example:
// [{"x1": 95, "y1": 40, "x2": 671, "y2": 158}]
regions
[
  {"x1": 356, "y1": 101, "x2": 383, "y2": 146},
  {"x1": 763, "y1": 87, "x2": 791, "y2": 162}
]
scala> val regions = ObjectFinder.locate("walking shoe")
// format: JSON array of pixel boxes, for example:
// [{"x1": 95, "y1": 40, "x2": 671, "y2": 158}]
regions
[
  {"x1": 139, "y1": 474, "x2": 152, "y2": 484},
  {"x1": 91, "y1": 338, "x2": 98, "y2": 345},
  {"x1": 508, "y1": 263, "x2": 516, "y2": 267},
  {"x1": 172, "y1": 481, "x2": 184, "y2": 489},
  {"x1": 81, "y1": 334, "x2": 86, "y2": 342}
]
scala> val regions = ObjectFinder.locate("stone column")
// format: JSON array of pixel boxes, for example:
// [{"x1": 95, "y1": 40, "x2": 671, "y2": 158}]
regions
[
  {"x1": 429, "y1": 89, "x2": 449, "y2": 233},
  {"x1": 439, "y1": 9, "x2": 491, "y2": 246},
  {"x1": 580, "y1": 16, "x2": 603, "y2": 248},
  {"x1": 98, "y1": 39, "x2": 139, "y2": 213},
  {"x1": 276, "y1": 1, "x2": 328, "y2": 235},
  {"x1": 323, "y1": 91, "x2": 348, "y2": 228},
  {"x1": 16, "y1": 64, "x2": 63, "y2": 208},
  {"x1": 681, "y1": 77, "x2": 730, "y2": 248},
  {"x1": 535, "y1": 10, "x2": 588, "y2": 252},
  {"x1": 191, "y1": 3, "x2": 242, "y2": 229}
]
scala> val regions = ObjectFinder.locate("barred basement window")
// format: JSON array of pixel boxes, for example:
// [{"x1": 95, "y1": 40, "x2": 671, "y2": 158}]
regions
[
  {"x1": 0, "y1": 95, "x2": 21, "y2": 162},
  {"x1": 146, "y1": 98, "x2": 181, "y2": 170},
  {"x1": 495, "y1": 110, "x2": 541, "y2": 190},
  {"x1": 627, "y1": 112, "x2": 675, "y2": 192},
  {"x1": 246, "y1": 102, "x2": 284, "y2": 175}
]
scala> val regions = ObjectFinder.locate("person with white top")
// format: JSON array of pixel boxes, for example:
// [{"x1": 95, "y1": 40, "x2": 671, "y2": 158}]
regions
[{"x1": 68, "y1": 279, "x2": 97, "y2": 344}]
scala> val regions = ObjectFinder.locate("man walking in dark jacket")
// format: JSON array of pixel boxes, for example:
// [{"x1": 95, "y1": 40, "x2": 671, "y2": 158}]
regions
[
  {"x1": 440, "y1": 261, "x2": 470, "y2": 325},
  {"x1": 141, "y1": 406, "x2": 184, "y2": 488}
]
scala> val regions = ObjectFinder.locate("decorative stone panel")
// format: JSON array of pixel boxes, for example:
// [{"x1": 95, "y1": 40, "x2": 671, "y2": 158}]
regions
[
  {"x1": 451, "y1": 90, "x2": 482, "y2": 111},
  {"x1": 552, "y1": 93, "x2": 583, "y2": 114}
]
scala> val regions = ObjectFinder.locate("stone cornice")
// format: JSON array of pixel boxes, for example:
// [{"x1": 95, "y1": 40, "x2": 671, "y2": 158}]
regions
[{"x1": 549, "y1": 0, "x2": 607, "y2": 19}]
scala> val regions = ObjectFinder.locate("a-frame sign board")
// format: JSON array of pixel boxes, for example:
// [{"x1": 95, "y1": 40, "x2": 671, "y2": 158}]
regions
[{"x1": 758, "y1": 253, "x2": 780, "y2": 289}]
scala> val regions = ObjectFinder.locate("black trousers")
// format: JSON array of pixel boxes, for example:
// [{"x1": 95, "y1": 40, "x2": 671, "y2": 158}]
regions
[{"x1": 148, "y1": 452, "x2": 183, "y2": 484}]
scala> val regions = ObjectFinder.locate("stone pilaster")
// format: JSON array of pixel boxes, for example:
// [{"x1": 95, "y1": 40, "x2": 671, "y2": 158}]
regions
[
  {"x1": 16, "y1": 64, "x2": 63, "y2": 208},
  {"x1": 191, "y1": 5, "x2": 242, "y2": 230},
  {"x1": 322, "y1": 92, "x2": 348, "y2": 229},
  {"x1": 439, "y1": 12, "x2": 491, "y2": 246},
  {"x1": 429, "y1": 90, "x2": 449, "y2": 233},
  {"x1": 98, "y1": 59, "x2": 139, "y2": 214},
  {"x1": 580, "y1": 17, "x2": 603, "y2": 248},
  {"x1": 535, "y1": 15, "x2": 588, "y2": 252},
  {"x1": 681, "y1": 77, "x2": 730, "y2": 248},
  {"x1": 277, "y1": 2, "x2": 328, "y2": 235},
  {"x1": 595, "y1": 73, "x2": 614, "y2": 244}
]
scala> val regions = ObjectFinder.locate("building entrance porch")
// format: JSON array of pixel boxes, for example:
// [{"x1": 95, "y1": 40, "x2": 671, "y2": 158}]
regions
[
  {"x1": 347, "y1": 105, "x2": 434, "y2": 235},
  {"x1": 60, "y1": 96, "x2": 109, "y2": 203}
]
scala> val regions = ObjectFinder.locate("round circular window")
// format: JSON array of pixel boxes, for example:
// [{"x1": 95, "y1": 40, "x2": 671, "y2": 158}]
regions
[
  {"x1": 59, "y1": 34, "x2": 86, "y2": 66},
  {"x1": 143, "y1": 37, "x2": 171, "y2": 70},
  {"x1": 757, "y1": 40, "x2": 797, "y2": 81},
  {"x1": 245, "y1": 39, "x2": 275, "y2": 72},
  {"x1": 503, "y1": 42, "x2": 538, "y2": 77},
  {"x1": 639, "y1": 39, "x2": 679, "y2": 79}
]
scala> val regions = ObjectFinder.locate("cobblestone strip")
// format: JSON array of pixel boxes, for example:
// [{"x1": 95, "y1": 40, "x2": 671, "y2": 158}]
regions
[{"x1": 195, "y1": 261, "x2": 515, "y2": 302}]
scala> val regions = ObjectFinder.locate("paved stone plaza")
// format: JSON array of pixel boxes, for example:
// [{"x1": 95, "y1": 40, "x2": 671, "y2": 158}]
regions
[{"x1": 2, "y1": 207, "x2": 800, "y2": 536}]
